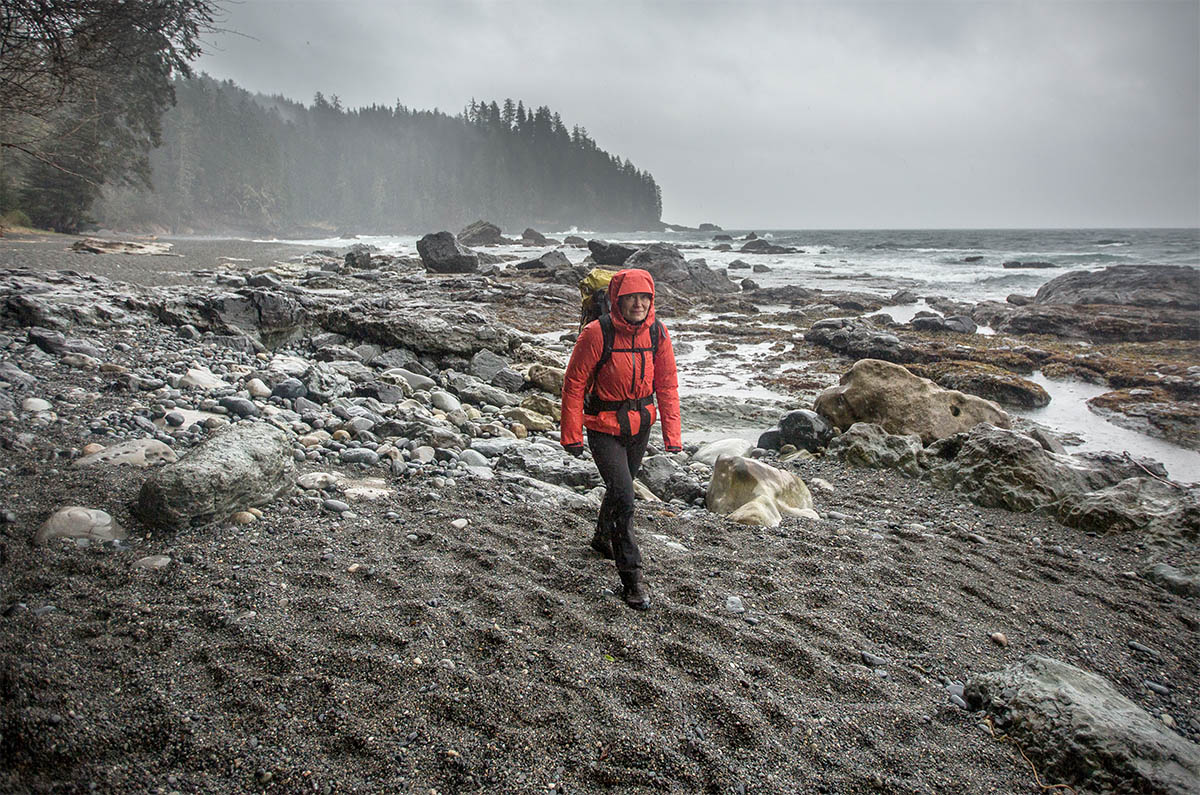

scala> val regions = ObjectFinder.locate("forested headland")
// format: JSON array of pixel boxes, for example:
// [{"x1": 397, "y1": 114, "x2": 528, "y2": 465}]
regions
[{"x1": 93, "y1": 76, "x2": 663, "y2": 236}]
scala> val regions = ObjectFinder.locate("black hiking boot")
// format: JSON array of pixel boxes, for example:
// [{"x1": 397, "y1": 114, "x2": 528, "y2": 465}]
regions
[
  {"x1": 590, "y1": 530, "x2": 613, "y2": 559},
  {"x1": 621, "y1": 573, "x2": 650, "y2": 610}
]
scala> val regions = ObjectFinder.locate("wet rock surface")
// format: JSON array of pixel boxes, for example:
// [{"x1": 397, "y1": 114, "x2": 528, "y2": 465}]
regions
[{"x1": 966, "y1": 655, "x2": 1200, "y2": 795}]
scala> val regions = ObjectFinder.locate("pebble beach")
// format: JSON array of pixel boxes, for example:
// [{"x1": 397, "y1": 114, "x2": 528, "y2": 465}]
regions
[{"x1": 0, "y1": 230, "x2": 1196, "y2": 794}]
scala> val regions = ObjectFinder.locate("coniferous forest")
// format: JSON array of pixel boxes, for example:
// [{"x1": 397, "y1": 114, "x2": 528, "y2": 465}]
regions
[{"x1": 96, "y1": 75, "x2": 664, "y2": 236}]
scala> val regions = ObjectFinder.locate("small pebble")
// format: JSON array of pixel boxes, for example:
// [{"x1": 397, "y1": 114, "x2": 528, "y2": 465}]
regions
[
  {"x1": 449, "y1": 518, "x2": 468, "y2": 530},
  {"x1": 860, "y1": 651, "x2": 887, "y2": 667},
  {"x1": 322, "y1": 499, "x2": 350, "y2": 514},
  {"x1": 990, "y1": 632, "x2": 1008, "y2": 647},
  {"x1": 1144, "y1": 680, "x2": 1171, "y2": 695}
]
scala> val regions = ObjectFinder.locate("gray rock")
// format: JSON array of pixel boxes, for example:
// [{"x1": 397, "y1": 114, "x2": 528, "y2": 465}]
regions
[
  {"x1": 827, "y1": 423, "x2": 924, "y2": 477},
  {"x1": 1142, "y1": 563, "x2": 1200, "y2": 598},
  {"x1": 470, "y1": 438, "x2": 521, "y2": 457},
  {"x1": 456, "y1": 220, "x2": 504, "y2": 247},
  {"x1": 1056, "y1": 478, "x2": 1199, "y2": 544},
  {"x1": 496, "y1": 443, "x2": 601, "y2": 488},
  {"x1": 386, "y1": 368, "x2": 436, "y2": 392},
  {"x1": 1035, "y1": 264, "x2": 1200, "y2": 310},
  {"x1": 371, "y1": 348, "x2": 418, "y2": 370},
  {"x1": 340, "y1": 448, "x2": 380, "y2": 466},
  {"x1": 638, "y1": 454, "x2": 705, "y2": 503},
  {"x1": 446, "y1": 372, "x2": 521, "y2": 408},
  {"x1": 134, "y1": 422, "x2": 295, "y2": 531},
  {"x1": 218, "y1": 396, "x2": 261, "y2": 418},
  {"x1": 514, "y1": 250, "x2": 570, "y2": 271},
  {"x1": 965, "y1": 655, "x2": 1200, "y2": 795},
  {"x1": 490, "y1": 367, "x2": 526, "y2": 394},
  {"x1": 587, "y1": 240, "x2": 638, "y2": 267},
  {"x1": 805, "y1": 318, "x2": 926, "y2": 364},
  {"x1": 458, "y1": 449, "x2": 490, "y2": 468},
  {"x1": 924, "y1": 425, "x2": 1166, "y2": 514},
  {"x1": 271, "y1": 378, "x2": 307, "y2": 400},
  {"x1": 418, "y1": 232, "x2": 480, "y2": 273},
  {"x1": 470, "y1": 349, "x2": 509, "y2": 382}
]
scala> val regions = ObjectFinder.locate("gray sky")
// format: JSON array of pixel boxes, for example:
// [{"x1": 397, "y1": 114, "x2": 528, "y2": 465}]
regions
[{"x1": 196, "y1": 0, "x2": 1200, "y2": 229}]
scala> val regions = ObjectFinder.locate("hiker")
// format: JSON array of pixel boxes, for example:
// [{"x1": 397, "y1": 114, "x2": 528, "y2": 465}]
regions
[{"x1": 561, "y1": 267, "x2": 681, "y2": 610}]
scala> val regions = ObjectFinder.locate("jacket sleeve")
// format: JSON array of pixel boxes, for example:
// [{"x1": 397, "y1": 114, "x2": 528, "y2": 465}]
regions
[
  {"x1": 560, "y1": 323, "x2": 603, "y2": 449},
  {"x1": 653, "y1": 325, "x2": 682, "y2": 452}
]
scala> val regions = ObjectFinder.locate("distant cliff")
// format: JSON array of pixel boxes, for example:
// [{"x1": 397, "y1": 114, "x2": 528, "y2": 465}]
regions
[{"x1": 97, "y1": 75, "x2": 663, "y2": 235}]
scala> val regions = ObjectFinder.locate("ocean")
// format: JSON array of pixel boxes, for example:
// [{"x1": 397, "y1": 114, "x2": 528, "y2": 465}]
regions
[{"x1": 260, "y1": 227, "x2": 1200, "y2": 480}]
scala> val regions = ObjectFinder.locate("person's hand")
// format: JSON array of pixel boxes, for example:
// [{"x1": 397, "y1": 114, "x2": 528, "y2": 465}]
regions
[{"x1": 564, "y1": 444, "x2": 584, "y2": 458}]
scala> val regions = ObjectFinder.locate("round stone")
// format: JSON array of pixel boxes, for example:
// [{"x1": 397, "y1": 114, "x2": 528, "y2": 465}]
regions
[
  {"x1": 22, "y1": 398, "x2": 52, "y2": 412},
  {"x1": 231, "y1": 511, "x2": 257, "y2": 524}
]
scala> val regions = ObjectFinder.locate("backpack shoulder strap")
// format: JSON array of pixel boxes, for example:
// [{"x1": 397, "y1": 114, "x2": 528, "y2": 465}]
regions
[
  {"x1": 650, "y1": 319, "x2": 662, "y2": 356},
  {"x1": 588, "y1": 314, "x2": 616, "y2": 390}
]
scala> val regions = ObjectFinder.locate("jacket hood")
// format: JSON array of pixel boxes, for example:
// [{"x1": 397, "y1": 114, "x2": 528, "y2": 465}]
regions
[{"x1": 607, "y1": 268, "x2": 656, "y2": 330}]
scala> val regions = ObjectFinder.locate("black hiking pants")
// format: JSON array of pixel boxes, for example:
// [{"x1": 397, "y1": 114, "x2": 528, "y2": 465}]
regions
[{"x1": 587, "y1": 425, "x2": 651, "y2": 580}]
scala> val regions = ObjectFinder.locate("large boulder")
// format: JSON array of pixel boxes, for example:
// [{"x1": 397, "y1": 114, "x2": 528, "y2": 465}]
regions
[
  {"x1": 965, "y1": 656, "x2": 1200, "y2": 795},
  {"x1": 134, "y1": 422, "x2": 295, "y2": 531},
  {"x1": 623, "y1": 245, "x2": 738, "y2": 294},
  {"x1": 826, "y1": 423, "x2": 923, "y2": 477},
  {"x1": 456, "y1": 220, "x2": 505, "y2": 247},
  {"x1": 706, "y1": 455, "x2": 815, "y2": 528},
  {"x1": 153, "y1": 289, "x2": 307, "y2": 348},
  {"x1": 318, "y1": 301, "x2": 522, "y2": 357},
  {"x1": 1055, "y1": 477, "x2": 1199, "y2": 544},
  {"x1": 624, "y1": 243, "x2": 688, "y2": 282},
  {"x1": 923, "y1": 424, "x2": 1139, "y2": 513},
  {"x1": 417, "y1": 232, "x2": 480, "y2": 273},
  {"x1": 587, "y1": 240, "x2": 638, "y2": 267},
  {"x1": 1034, "y1": 264, "x2": 1200, "y2": 309},
  {"x1": 814, "y1": 358, "x2": 1009, "y2": 445}
]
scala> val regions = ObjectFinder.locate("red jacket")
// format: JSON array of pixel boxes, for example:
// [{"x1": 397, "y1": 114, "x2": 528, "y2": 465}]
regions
[{"x1": 561, "y1": 268, "x2": 682, "y2": 451}]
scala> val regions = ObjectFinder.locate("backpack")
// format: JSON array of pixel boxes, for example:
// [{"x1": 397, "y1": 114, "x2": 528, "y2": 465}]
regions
[
  {"x1": 577, "y1": 268, "x2": 662, "y2": 402},
  {"x1": 578, "y1": 267, "x2": 618, "y2": 332}
]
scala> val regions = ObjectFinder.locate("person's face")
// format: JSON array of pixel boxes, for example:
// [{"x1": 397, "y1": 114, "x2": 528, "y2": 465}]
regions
[{"x1": 618, "y1": 292, "x2": 652, "y2": 324}]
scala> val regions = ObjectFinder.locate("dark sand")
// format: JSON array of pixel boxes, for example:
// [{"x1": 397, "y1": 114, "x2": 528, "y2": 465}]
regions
[{"x1": 0, "y1": 233, "x2": 1196, "y2": 793}]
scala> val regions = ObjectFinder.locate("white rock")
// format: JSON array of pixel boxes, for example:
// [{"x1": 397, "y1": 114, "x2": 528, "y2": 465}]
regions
[
  {"x1": 180, "y1": 368, "x2": 230, "y2": 391},
  {"x1": 693, "y1": 438, "x2": 755, "y2": 466},
  {"x1": 22, "y1": 397, "x2": 52, "y2": 412},
  {"x1": 706, "y1": 455, "x2": 814, "y2": 528},
  {"x1": 133, "y1": 555, "x2": 172, "y2": 570},
  {"x1": 297, "y1": 471, "x2": 341, "y2": 490},
  {"x1": 74, "y1": 438, "x2": 177, "y2": 468},
  {"x1": 450, "y1": 518, "x2": 469, "y2": 530},
  {"x1": 36, "y1": 507, "x2": 126, "y2": 545},
  {"x1": 246, "y1": 378, "x2": 272, "y2": 398},
  {"x1": 430, "y1": 390, "x2": 462, "y2": 412}
]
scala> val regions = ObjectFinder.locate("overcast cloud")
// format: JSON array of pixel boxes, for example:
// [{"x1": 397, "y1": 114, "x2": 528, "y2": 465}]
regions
[{"x1": 196, "y1": 0, "x2": 1200, "y2": 229}]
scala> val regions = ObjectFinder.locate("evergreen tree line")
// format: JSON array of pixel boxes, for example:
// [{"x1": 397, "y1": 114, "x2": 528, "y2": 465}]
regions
[{"x1": 97, "y1": 75, "x2": 663, "y2": 235}]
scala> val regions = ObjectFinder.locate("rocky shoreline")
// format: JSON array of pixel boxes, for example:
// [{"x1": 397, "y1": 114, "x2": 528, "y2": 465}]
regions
[{"x1": 1, "y1": 230, "x2": 1197, "y2": 793}]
